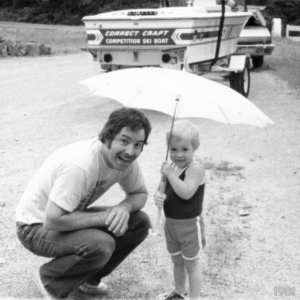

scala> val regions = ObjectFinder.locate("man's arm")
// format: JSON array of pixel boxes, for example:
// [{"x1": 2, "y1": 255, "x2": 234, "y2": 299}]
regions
[
  {"x1": 120, "y1": 184, "x2": 148, "y2": 212},
  {"x1": 105, "y1": 184, "x2": 148, "y2": 235},
  {"x1": 44, "y1": 184, "x2": 148, "y2": 236},
  {"x1": 43, "y1": 200, "x2": 110, "y2": 232}
]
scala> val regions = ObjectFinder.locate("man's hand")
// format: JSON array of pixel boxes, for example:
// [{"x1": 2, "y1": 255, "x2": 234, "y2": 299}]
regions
[{"x1": 105, "y1": 204, "x2": 130, "y2": 237}]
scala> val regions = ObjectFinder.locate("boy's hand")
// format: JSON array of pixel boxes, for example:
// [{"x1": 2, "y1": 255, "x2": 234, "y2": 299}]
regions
[
  {"x1": 160, "y1": 161, "x2": 173, "y2": 177},
  {"x1": 154, "y1": 191, "x2": 166, "y2": 208}
]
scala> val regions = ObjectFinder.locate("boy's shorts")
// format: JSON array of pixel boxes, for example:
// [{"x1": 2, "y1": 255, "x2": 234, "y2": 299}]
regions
[{"x1": 165, "y1": 216, "x2": 203, "y2": 260}]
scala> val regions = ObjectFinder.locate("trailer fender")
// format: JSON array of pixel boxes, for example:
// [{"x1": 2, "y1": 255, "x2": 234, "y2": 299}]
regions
[{"x1": 229, "y1": 54, "x2": 250, "y2": 73}]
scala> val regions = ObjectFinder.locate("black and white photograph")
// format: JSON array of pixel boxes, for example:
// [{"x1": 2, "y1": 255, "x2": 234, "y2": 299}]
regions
[{"x1": 1, "y1": 0, "x2": 299, "y2": 299}]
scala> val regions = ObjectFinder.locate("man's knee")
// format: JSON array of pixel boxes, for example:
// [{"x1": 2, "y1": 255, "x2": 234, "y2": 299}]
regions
[
  {"x1": 129, "y1": 210, "x2": 151, "y2": 231},
  {"x1": 80, "y1": 230, "x2": 116, "y2": 261}
]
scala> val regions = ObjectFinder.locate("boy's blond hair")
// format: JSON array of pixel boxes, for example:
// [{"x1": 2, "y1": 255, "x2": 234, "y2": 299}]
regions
[{"x1": 166, "y1": 120, "x2": 200, "y2": 150}]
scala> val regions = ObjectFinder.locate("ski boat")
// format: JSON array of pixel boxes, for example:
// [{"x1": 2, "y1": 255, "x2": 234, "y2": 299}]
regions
[
  {"x1": 82, "y1": 2, "x2": 251, "y2": 70},
  {"x1": 82, "y1": 0, "x2": 253, "y2": 97}
]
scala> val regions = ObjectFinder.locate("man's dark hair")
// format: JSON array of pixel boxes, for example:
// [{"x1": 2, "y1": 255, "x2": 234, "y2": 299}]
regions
[{"x1": 99, "y1": 108, "x2": 152, "y2": 146}]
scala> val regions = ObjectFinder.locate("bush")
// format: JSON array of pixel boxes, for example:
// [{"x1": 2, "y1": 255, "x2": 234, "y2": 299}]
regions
[
  {"x1": 0, "y1": 0, "x2": 160, "y2": 25},
  {"x1": 3, "y1": 0, "x2": 298, "y2": 28},
  {"x1": 262, "y1": 0, "x2": 300, "y2": 35}
]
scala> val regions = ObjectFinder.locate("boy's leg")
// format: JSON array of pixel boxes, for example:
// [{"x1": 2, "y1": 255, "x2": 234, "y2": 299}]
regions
[
  {"x1": 17, "y1": 223, "x2": 115, "y2": 298},
  {"x1": 171, "y1": 255, "x2": 187, "y2": 295},
  {"x1": 157, "y1": 218, "x2": 188, "y2": 299},
  {"x1": 177, "y1": 217, "x2": 203, "y2": 300},
  {"x1": 184, "y1": 259, "x2": 202, "y2": 300},
  {"x1": 87, "y1": 210, "x2": 151, "y2": 285}
]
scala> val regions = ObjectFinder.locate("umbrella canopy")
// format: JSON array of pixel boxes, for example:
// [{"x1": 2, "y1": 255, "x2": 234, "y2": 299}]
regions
[
  {"x1": 79, "y1": 67, "x2": 274, "y2": 128},
  {"x1": 80, "y1": 67, "x2": 274, "y2": 235}
]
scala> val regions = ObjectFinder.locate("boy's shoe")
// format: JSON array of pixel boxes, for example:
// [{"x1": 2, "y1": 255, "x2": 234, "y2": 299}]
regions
[
  {"x1": 34, "y1": 270, "x2": 60, "y2": 300},
  {"x1": 157, "y1": 291, "x2": 188, "y2": 300},
  {"x1": 79, "y1": 281, "x2": 108, "y2": 295}
]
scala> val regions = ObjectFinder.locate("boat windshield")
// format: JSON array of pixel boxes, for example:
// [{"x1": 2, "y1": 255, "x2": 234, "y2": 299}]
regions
[
  {"x1": 161, "y1": 0, "x2": 218, "y2": 7},
  {"x1": 162, "y1": 0, "x2": 247, "y2": 9},
  {"x1": 161, "y1": 0, "x2": 189, "y2": 7}
]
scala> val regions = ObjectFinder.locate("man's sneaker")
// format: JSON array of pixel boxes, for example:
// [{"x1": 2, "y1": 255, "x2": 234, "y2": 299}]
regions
[
  {"x1": 157, "y1": 291, "x2": 188, "y2": 300},
  {"x1": 34, "y1": 270, "x2": 59, "y2": 300},
  {"x1": 79, "y1": 281, "x2": 108, "y2": 295}
]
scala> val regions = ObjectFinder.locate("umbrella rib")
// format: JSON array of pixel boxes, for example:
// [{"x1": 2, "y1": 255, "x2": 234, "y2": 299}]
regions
[
  {"x1": 88, "y1": 82, "x2": 111, "y2": 94},
  {"x1": 217, "y1": 104, "x2": 230, "y2": 125},
  {"x1": 257, "y1": 117, "x2": 267, "y2": 128},
  {"x1": 125, "y1": 86, "x2": 147, "y2": 105},
  {"x1": 218, "y1": 104, "x2": 267, "y2": 128}
]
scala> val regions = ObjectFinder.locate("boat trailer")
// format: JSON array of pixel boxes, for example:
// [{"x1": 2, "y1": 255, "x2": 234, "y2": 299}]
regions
[{"x1": 82, "y1": 0, "x2": 252, "y2": 97}]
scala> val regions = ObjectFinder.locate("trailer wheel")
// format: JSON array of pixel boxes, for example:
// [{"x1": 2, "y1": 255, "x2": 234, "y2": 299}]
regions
[
  {"x1": 252, "y1": 55, "x2": 264, "y2": 68},
  {"x1": 229, "y1": 61, "x2": 250, "y2": 98}
]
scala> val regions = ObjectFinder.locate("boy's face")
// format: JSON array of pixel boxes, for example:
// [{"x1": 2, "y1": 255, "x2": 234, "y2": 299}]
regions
[
  {"x1": 103, "y1": 127, "x2": 145, "y2": 171},
  {"x1": 169, "y1": 137, "x2": 195, "y2": 168}
]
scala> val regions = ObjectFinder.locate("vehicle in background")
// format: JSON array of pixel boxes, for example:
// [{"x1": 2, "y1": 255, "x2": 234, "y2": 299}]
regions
[{"x1": 235, "y1": 0, "x2": 274, "y2": 68}]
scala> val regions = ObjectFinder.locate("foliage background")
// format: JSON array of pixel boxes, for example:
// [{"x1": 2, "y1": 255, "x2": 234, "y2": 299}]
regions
[
  {"x1": 0, "y1": 0, "x2": 160, "y2": 25},
  {"x1": 0, "y1": 0, "x2": 300, "y2": 31},
  {"x1": 262, "y1": 0, "x2": 300, "y2": 28}
]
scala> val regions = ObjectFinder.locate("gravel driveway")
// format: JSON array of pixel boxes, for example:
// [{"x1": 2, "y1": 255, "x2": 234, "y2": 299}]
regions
[{"x1": 1, "y1": 51, "x2": 300, "y2": 299}]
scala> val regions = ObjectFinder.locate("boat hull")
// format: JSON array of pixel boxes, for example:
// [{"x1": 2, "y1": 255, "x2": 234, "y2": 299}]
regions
[{"x1": 82, "y1": 7, "x2": 251, "y2": 67}]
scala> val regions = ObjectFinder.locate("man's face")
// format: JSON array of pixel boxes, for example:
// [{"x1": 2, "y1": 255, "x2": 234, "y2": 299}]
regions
[{"x1": 103, "y1": 127, "x2": 146, "y2": 171}]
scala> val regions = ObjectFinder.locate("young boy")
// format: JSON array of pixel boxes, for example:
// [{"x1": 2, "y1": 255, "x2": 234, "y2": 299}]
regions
[{"x1": 154, "y1": 120, "x2": 205, "y2": 300}]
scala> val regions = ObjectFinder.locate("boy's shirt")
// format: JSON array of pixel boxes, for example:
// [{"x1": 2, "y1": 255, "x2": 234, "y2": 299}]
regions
[{"x1": 163, "y1": 161, "x2": 205, "y2": 219}]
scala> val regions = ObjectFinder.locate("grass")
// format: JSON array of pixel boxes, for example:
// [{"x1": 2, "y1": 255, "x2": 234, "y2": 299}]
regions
[
  {"x1": 200, "y1": 160, "x2": 252, "y2": 296},
  {"x1": 71, "y1": 158, "x2": 252, "y2": 299},
  {"x1": 203, "y1": 157, "x2": 245, "y2": 180},
  {"x1": 0, "y1": 23, "x2": 87, "y2": 55}
]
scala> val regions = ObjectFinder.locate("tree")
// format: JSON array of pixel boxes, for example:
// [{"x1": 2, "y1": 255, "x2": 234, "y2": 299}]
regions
[{"x1": 12, "y1": 0, "x2": 19, "y2": 8}]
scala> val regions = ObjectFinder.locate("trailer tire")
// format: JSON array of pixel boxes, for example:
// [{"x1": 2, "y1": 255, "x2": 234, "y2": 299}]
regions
[
  {"x1": 252, "y1": 55, "x2": 264, "y2": 68},
  {"x1": 229, "y1": 61, "x2": 250, "y2": 98}
]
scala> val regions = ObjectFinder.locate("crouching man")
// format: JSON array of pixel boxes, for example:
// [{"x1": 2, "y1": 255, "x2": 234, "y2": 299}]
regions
[{"x1": 16, "y1": 108, "x2": 152, "y2": 299}]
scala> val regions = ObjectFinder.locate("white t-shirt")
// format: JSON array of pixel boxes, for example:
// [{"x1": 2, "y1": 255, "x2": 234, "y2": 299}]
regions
[{"x1": 16, "y1": 138, "x2": 145, "y2": 225}]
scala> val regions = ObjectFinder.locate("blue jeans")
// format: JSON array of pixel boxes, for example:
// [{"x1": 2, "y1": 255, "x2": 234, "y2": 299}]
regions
[{"x1": 16, "y1": 209, "x2": 150, "y2": 298}]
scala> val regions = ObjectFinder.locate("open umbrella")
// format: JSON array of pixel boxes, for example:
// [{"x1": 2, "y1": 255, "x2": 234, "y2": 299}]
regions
[
  {"x1": 79, "y1": 67, "x2": 274, "y2": 128},
  {"x1": 79, "y1": 67, "x2": 274, "y2": 234}
]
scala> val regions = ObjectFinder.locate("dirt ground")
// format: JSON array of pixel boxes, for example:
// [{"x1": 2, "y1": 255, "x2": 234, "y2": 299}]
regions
[{"x1": 1, "y1": 42, "x2": 300, "y2": 300}]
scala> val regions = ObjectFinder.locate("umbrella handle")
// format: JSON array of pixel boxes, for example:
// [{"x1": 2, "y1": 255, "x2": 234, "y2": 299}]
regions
[
  {"x1": 159, "y1": 175, "x2": 166, "y2": 193},
  {"x1": 156, "y1": 207, "x2": 162, "y2": 232},
  {"x1": 156, "y1": 176, "x2": 166, "y2": 233}
]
